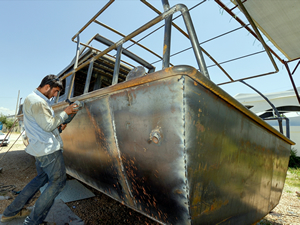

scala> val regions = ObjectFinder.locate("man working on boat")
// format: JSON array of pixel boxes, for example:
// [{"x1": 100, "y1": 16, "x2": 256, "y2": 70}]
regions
[{"x1": 1, "y1": 75, "x2": 78, "y2": 225}]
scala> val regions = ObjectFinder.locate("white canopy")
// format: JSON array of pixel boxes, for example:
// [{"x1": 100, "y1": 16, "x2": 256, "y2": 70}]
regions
[{"x1": 240, "y1": 0, "x2": 300, "y2": 61}]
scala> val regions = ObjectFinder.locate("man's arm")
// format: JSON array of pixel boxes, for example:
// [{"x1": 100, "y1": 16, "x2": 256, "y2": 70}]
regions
[
  {"x1": 32, "y1": 102, "x2": 78, "y2": 132},
  {"x1": 31, "y1": 102, "x2": 68, "y2": 132}
]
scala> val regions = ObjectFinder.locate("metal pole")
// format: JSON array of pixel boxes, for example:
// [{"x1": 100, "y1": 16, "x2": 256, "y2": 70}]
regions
[
  {"x1": 263, "y1": 117, "x2": 290, "y2": 139},
  {"x1": 94, "y1": 35, "x2": 155, "y2": 71},
  {"x1": 235, "y1": 0, "x2": 278, "y2": 74},
  {"x1": 141, "y1": 0, "x2": 230, "y2": 80},
  {"x1": 94, "y1": 20, "x2": 167, "y2": 65},
  {"x1": 62, "y1": 4, "x2": 209, "y2": 81},
  {"x1": 84, "y1": 60, "x2": 95, "y2": 93},
  {"x1": 68, "y1": 35, "x2": 80, "y2": 99},
  {"x1": 112, "y1": 44, "x2": 123, "y2": 85},
  {"x1": 284, "y1": 61, "x2": 300, "y2": 105},
  {"x1": 14, "y1": 90, "x2": 20, "y2": 120},
  {"x1": 240, "y1": 80, "x2": 283, "y2": 134},
  {"x1": 61, "y1": 4, "x2": 180, "y2": 81},
  {"x1": 72, "y1": 0, "x2": 114, "y2": 41},
  {"x1": 18, "y1": 98, "x2": 22, "y2": 115},
  {"x1": 162, "y1": 0, "x2": 172, "y2": 69},
  {"x1": 285, "y1": 118, "x2": 290, "y2": 139},
  {"x1": 292, "y1": 59, "x2": 300, "y2": 75},
  {"x1": 215, "y1": 0, "x2": 284, "y2": 64},
  {"x1": 179, "y1": 4, "x2": 210, "y2": 79}
]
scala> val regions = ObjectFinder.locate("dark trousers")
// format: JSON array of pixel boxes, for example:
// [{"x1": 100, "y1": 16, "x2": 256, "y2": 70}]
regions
[{"x1": 3, "y1": 150, "x2": 66, "y2": 225}]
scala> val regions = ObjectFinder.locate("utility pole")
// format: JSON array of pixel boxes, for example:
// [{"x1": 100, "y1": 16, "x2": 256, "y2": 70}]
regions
[{"x1": 14, "y1": 90, "x2": 20, "y2": 120}]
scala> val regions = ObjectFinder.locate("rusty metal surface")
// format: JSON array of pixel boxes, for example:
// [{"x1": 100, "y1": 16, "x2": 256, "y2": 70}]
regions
[
  {"x1": 59, "y1": 75, "x2": 190, "y2": 224},
  {"x1": 19, "y1": 66, "x2": 293, "y2": 224},
  {"x1": 60, "y1": 66, "x2": 293, "y2": 146},
  {"x1": 185, "y1": 77, "x2": 290, "y2": 224},
  {"x1": 110, "y1": 76, "x2": 189, "y2": 224}
]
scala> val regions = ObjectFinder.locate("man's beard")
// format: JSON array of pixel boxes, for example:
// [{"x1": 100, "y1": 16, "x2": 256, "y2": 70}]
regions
[{"x1": 45, "y1": 88, "x2": 52, "y2": 99}]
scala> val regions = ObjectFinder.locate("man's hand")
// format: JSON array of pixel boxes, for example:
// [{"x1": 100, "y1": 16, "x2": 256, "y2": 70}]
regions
[
  {"x1": 60, "y1": 124, "x2": 67, "y2": 131},
  {"x1": 64, "y1": 103, "x2": 79, "y2": 115},
  {"x1": 58, "y1": 123, "x2": 67, "y2": 133}
]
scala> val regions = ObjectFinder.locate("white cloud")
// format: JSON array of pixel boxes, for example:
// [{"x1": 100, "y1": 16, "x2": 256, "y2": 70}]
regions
[{"x1": 0, "y1": 107, "x2": 15, "y2": 116}]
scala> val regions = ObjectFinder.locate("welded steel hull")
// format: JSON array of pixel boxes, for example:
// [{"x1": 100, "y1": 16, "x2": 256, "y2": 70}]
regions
[{"x1": 44, "y1": 66, "x2": 292, "y2": 224}]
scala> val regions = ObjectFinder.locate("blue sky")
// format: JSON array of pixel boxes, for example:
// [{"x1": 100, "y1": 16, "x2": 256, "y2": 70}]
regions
[{"x1": 1, "y1": 0, "x2": 299, "y2": 116}]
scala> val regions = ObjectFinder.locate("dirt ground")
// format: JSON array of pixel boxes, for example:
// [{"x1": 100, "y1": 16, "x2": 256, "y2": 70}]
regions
[{"x1": 0, "y1": 133, "x2": 299, "y2": 225}]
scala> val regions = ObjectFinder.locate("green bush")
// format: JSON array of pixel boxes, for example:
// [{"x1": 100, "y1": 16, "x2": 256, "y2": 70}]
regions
[
  {"x1": 6, "y1": 119, "x2": 18, "y2": 130},
  {"x1": 0, "y1": 114, "x2": 6, "y2": 125},
  {"x1": 0, "y1": 114, "x2": 18, "y2": 131},
  {"x1": 289, "y1": 148, "x2": 300, "y2": 168}
]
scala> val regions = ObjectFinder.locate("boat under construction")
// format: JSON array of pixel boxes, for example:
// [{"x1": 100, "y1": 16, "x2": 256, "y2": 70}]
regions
[{"x1": 18, "y1": 0, "x2": 300, "y2": 224}]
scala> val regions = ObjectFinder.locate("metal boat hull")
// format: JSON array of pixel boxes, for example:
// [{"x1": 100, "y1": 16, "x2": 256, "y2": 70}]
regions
[{"x1": 43, "y1": 66, "x2": 292, "y2": 224}]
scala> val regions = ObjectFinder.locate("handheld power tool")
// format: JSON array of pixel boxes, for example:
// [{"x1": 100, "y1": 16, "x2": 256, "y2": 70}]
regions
[{"x1": 58, "y1": 99, "x2": 83, "y2": 133}]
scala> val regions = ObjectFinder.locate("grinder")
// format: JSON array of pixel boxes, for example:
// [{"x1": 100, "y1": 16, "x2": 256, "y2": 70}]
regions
[{"x1": 58, "y1": 99, "x2": 83, "y2": 133}]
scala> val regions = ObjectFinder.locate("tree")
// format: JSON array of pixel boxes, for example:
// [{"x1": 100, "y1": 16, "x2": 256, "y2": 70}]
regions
[
  {"x1": 5, "y1": 118, "x2": 18, "y2": 130},
  {"x1": 0, "y1": 115, "x2": 18, "y2": 131},
  {"x1": 0, "y1": 114, "x2": 7, "y2": 125}
]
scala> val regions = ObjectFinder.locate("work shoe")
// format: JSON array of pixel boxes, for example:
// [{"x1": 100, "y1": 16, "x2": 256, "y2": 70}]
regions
[{"x1": 1, "y1": 208, "x2": 31, "y2": 222}]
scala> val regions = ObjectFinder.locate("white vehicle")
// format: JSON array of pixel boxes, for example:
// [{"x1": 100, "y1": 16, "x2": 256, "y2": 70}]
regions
[
  {"x1": 0, "y1": 131, "x2": 10, "y2": 146},
  {"x1": 235, "y1": 88, "x2": 300, "y2": 156}
]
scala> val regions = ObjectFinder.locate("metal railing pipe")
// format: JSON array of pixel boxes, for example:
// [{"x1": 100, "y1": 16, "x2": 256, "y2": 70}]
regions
[
  {"x1": 285, "y1": 117, "x2": 290, "y2": 139},
  {"x1": 93, "y1": 20, "x2": 169, "y2": 65},
  {"x1": 67, "y1": 35, "x2": 80, "y2": 99},
  {"x1": 94, "y1": 35, "x2": 155, "y2": 71},
  {"x1": 61, "y1": 4, "x2": 209, "y2": 81},
  {"x1": 112, "y1": 45, "x2": 123, "y2": 85},
  {"x1": 284, "y1": 61, "x2": 300, "y2": 105},
  {"x1": 71, "y1": 0, "x2": 114, "y2": 42},
  {"x1": 292, "y1": 59, "x2": 300, "y2": 75},
  {"x1": 264, "y1": 117, "x2": 290, "y2": 139},
  {"x1": 84, "y1": 60, "x2": 95, "y2": 93},
  {"x1": 235, "y1": 0, "x2": 278, "y2": 74},
  {"x1": 240, "y1": 80, "x2": 283, "y2": 134},
  {"x1": 162, "y1": 0, "x2": 172, "y2": 69},
  {"x1": 61, "y1": 4, "x2": 180, "y2": 81},
  {"x1": 215, "y1": 0, "x2": 284, "y2": 64},
  {"x1": 178, "y1": 4, "x2": 210, "y2": 79},
  {"x1": 141, "y1": 0, "x2": 239, "y2": 81}
]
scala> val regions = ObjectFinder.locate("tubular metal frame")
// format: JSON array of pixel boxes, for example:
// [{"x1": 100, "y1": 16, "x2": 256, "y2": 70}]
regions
[
  {"x1": 63, "y1": 0, "x2": 300, "y2": 110},
  {"x1": 284, "y1": 61, "x2": 300, "y2": 104},
  {"x1": 264, "y1": 117, "x2": 290, "y2": 139},
  {"x1": 72, "y1": 0, "x2": 213, "y2": 79},
  {"x1": 93, "y1": 20, "x2": 173, "y2": 67},
  {"x1": 68, "y1": 0, "x2": 290, "y2": 86},
  {"x1": 215, "y1": 0, "x2": 300, "y2": 104},
  {"x1": 239, "y1": 80, "x2": 284, "y2": 135},
  {"x1": 162, "y1": 0, "x2": 172, "y2": 69},
  {"x1": 61, "y1": 3, "x2": 210, "y2": 82},
  {"x1": 141, "y1": 0, "x2": 284, "y2": 85},
  {"x1": 213, "y1": 0, "x2": 279, "y2": 85},
  {"x1": 94, "y1": 35, "x2": 155, "y2": 72}
]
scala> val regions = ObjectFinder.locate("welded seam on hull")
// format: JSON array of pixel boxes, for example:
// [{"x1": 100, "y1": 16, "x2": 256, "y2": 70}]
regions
[
  {"x1": 111, "y1": 114, "x2": 137, "y2": 206},
  {"x1": 181, "y1": 75, "x2": 192, "y2": 224}
]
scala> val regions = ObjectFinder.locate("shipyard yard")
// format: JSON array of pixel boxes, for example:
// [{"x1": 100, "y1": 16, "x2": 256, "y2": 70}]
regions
[{"x1": 0, "y1": 133, "x2": 299, "y2": 225}]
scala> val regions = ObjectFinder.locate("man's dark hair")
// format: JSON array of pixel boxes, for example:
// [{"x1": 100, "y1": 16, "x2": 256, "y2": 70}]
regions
[{"x1": 39, "y1": 74, "x2": 63, "y2": 90}]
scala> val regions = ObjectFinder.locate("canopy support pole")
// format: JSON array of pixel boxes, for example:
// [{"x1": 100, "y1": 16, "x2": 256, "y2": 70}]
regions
[{"x1": 284, "y1": 61, "x2": 300, "y2": 105}]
